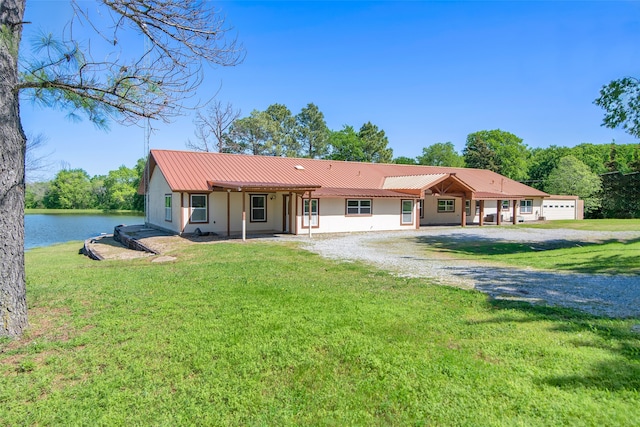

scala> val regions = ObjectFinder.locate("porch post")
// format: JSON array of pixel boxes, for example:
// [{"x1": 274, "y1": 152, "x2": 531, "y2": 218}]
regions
[
  {"x1": 226, "y1": 189, "x2": 231, "y2": 237},
  {"x1": 242, "y1": 190, "x2": 246, "y2": 241},
  {"x1": 479, "y1": 200, "x2": 485, "y2": 226},
  {"x1": 496, "y1": 200, "x2": 502, "y2": 225},
  {"x1": 289, "y1": 192, "x2": 293, "y2": 233},
  {"x1": 512, "y1": 199, "x2": 518, "y2": 225},
  {"x1": 308, "y1": 191, "x2": 313, "y2": 239},
  {"x1": 461, "y1": 195, "x2": 467, "y2": 227}
]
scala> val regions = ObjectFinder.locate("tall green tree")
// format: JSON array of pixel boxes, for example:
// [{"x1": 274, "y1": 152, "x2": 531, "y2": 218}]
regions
[
  {"x1": 527, "y1": 145, "x2": 572, "y2": 190},
  {"x1": 265, "y1": 103, "x2": 298, "y2": 157},
  {"x1": 1, "y1": 0, "x2": 243, "y2": 337},
  {"x1": 328, "y1": 126, "x2": 363, "y2": 161},
  {"x1": 417, "y1": 142, "x2": 464, "y2": 167},
  {"x1": 24, "y1": 181, "x2": 49, "y2": 208},
  {"x1": 226, "y1": 111, "x2": 271, "y2": 155},
  {"x1": 296, "y1": 103, "x2": 329, "y2": 159},
  {"x1": 357, "y1": 122, "x2": 393, "y2": 163},
  {"x1": 545, "y1": 156, "x2": 602, "y2": 216},
  {"x1": 103, "y1": 165, "x2": 139, "y2": 210},
  {"x1": 630, "y1": 145, "x2": 640, "y2": 172},
  {"x1": 463, "y1": 133, "x2": 500, "y2": 172},
  {"x1": 568, "y1": 143, "x2": 610, "y2": 175},
  {"x1": 463, "y1": 130, "x2": 529, "y2": 180},
  {"x1": 327, "y1": 123, "x2": 393, "y2": 163},
  {"x1": 132, "y1": 157, "x2": 146, "y2": 212},
  {"x1": 605, "y1": 143, "x2": 621, "y2": 172},
  {"x1": 594, "y1": 76, "x2": 640, "y2": 138},
  {"x1": 393, "y1": 156, "x2": 418, "y2": 165},
  {"x1": 43, "y1": 169, "x2": 94, "y2": 209}
]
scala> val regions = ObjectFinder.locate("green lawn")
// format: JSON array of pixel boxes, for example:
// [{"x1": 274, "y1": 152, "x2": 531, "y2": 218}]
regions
[
  {"x1": 411, "y1": 219, "x2": 640, "y2": 274},
  {"x1": 414, "y1": 236, "x2": 640, "y2": 274},
  {"x1": 518, "y1": 218, "x2": 640, "y2": 231},
  {"x1": 1, "y1": 241, "x2": 639, "y2": 425}
]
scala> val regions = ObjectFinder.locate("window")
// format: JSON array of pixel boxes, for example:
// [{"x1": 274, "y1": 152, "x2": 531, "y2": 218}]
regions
[
  {"x1": 190, "y1": 194, "x2": 207, "y2": 223},
  {"x1": 501, "y1": 200, "x2": 510, "y2": 211},
  {"x1": 419, "y1": 199, "x2": 424, "y2": 219},
  {"x1": 303, "y1": 198, "x2": 319, "y2": 227},
  {"x1": 164, "y1": 194, "x2": 172, "y2": 221},
  {"x1": 437, "y1": 199, "x2": 455, "y2": 213},
  {"x1": 520, "y1": 199, "x2": 533, "y2": 214},
  {"x1": 346, "y1": 199, "x2": 372, "y2": 215},
  {"x1": 250, "y1": 194, "x2": 267, "y2": 222},
  {"x1": 465, "y1": 200, "x2": 471, "y2": 216},
  {"x1": 401, "y1": 200, "x2": 414, "y2": 225}
]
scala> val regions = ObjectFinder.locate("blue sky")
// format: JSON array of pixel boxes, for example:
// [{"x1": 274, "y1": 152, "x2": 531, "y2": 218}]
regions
[{"x1": 20, "y1": 1, "x2": 640, "y2": 179}]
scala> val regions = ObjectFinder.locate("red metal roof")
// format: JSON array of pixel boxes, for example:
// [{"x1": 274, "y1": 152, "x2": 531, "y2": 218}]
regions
[{"x1": 146, "y1": 149, "x2": 548, "y2": 199}]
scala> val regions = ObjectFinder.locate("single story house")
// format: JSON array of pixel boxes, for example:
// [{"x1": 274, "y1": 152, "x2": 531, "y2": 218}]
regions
[{"x1": 140, "y1": 149, "x2": 571, "y2": 239}]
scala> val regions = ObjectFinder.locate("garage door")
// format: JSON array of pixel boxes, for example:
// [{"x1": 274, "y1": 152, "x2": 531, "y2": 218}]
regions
[{"x1": 542, "y1": 200, "x2": 576, "y2": 220}]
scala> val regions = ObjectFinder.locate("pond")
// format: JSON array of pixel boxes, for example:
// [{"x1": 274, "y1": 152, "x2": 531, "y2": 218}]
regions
[{"x1": 25, "y1": 213, "x2": 144, "y2": 249}]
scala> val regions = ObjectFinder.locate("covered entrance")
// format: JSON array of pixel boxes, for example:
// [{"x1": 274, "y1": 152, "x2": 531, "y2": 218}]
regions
[{"x1": 208, "y1": 181, "x2": 321, "y2": 240}]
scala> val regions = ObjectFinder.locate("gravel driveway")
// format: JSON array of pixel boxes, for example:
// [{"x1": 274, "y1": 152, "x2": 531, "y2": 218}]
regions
[{"x1": 301, "y1": 227, "x2": 640, "y2": 318}]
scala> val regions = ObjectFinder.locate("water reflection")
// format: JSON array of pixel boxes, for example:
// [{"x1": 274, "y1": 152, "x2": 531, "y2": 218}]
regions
[{"x1": 25, "y1": 213, "x2": 144, "y2": 249}]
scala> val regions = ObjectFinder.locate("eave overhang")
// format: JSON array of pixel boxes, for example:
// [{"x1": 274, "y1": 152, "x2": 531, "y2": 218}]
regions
[{"x1": 208, "y1": 180, "x2": 321, "y2": 193}]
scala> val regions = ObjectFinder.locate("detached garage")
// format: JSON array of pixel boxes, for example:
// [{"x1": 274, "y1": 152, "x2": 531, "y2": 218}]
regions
[{"x1": 541, "y1": 195, "x2": 583, "y2": 220}]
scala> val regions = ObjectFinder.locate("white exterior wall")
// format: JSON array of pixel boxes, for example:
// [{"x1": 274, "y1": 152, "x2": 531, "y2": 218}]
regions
[
  {"x1": 295, "y1": 197, "x2": 417, "y2": 234},
  {"x1": 485, "y1": 198, "x2": 545, "y2": 223},
  {"x1": 181, "y1": 191, "x2": 285, "y2": 235},
  {"x1": 420, "y1": 197, "x2": 546, "y2": 225},
  {"x1": 147, "y1": 168, "x2": 181, "y2": 234},
  {"x1": 421, "y1": 196, "x2": 465, "y2": 225}
]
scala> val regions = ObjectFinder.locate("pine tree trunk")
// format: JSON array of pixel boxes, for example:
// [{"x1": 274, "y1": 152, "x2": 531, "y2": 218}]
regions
[{"x1": 1, "y1": 0, "x2": 28, "y2": 338}]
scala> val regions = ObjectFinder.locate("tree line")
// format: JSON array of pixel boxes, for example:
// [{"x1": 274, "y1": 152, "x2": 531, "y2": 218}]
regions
[
  {"x1": 188, "y1": 102, "x2": 393, "y2": 163},
  {"x1": 26, "y1": 159, "x2": 146, "y2": 211}
]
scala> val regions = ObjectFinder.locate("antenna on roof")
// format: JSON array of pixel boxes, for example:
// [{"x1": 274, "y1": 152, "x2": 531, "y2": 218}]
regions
[{"x1": 144, "y1": 35, "x2": 151, "y2": 225}]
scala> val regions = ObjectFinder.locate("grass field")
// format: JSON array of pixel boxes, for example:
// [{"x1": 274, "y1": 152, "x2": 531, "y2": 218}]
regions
[
  {"x1": 519, "y1": 218, "x2": 640, "y2": 231},
  {"x1": 1, "y1": 239, "x2": 639, "y2": 425},
  {"x1": 414, "y1": 220, "x2": 640, "y2": 274}
]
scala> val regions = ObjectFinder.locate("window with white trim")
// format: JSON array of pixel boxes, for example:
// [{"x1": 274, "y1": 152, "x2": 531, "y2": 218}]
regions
[
  {"x1": 502, "y1": 200, "x2": 510, "y2": 211},
  {"x1": 190, "y1": 194, "x2": 207, "y2": 223},
  {"x1": 437, "y1": 199, "x2": 455, "y2": 213},
  {"x1": 164, "y1": 194, "x2": 172, "y2": 222},
  {"x1": 250, "y1": 194, "x2": 267, "y2": 222},
  {"x1": 419, "y1": 199, "x2": 424, "y2": 219},
  {"x1": 401, "y1": 200, "x2": 414, "y2": 225},
  {"x1": 465, "y1": 200, "x2": 471, "y2": 216},
  {"x1": 303, "y1": 198, "x2": 319, "y2": 227},
  {"x1": 520, "y1": 199, "x2": 533, "y2": 214},
  {"x1": 346, "y1": 199, "x2": 372, "y2": 215}
]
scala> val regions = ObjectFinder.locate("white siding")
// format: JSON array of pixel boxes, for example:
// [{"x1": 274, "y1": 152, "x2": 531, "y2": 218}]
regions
[
  {"x1": 421, "y1": 197, "x2": 464, "y2": 225},
  {"x1": 295, "y1": 197, "x2": 416, "y2": 234},
  {"x1": 147, "y1": 168, "x2": 181, "y2": 234}
]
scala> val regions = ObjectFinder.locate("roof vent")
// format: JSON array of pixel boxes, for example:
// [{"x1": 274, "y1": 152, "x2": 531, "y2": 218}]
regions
[{"x1": 294, "y1": 165, "x2": 305, "y2": 170}]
